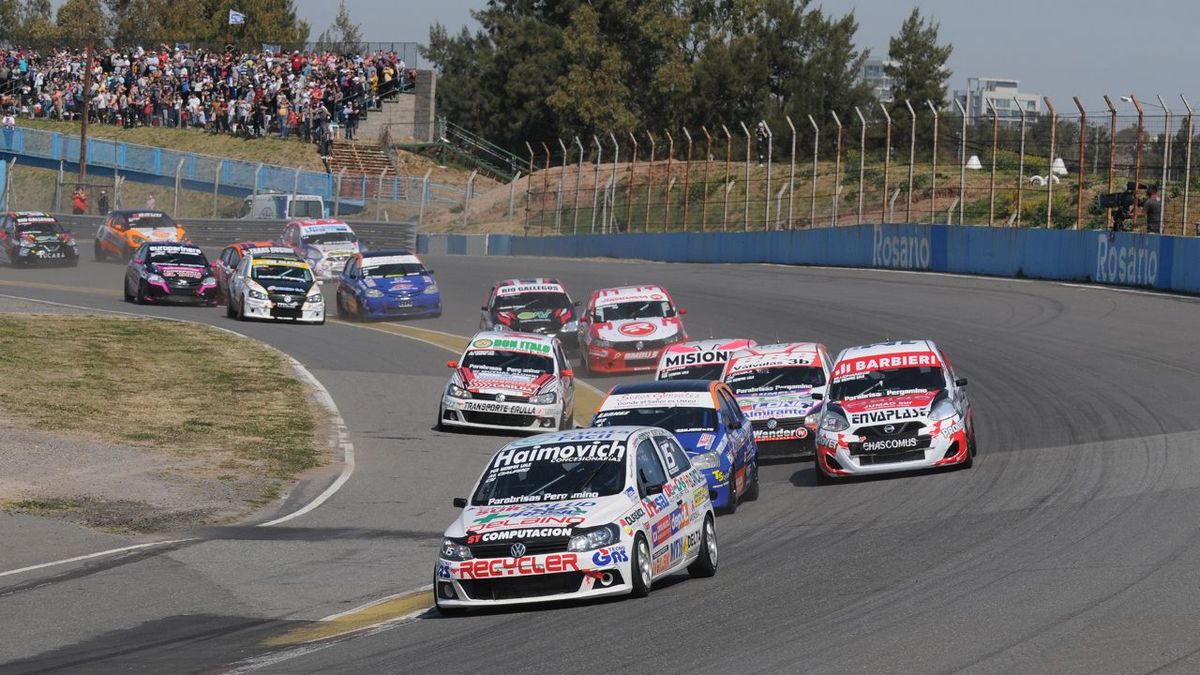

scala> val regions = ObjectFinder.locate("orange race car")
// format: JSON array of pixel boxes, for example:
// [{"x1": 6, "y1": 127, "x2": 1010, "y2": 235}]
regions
[{"x1": 94, "y1": 209, "x2": 187, "y2": 261}]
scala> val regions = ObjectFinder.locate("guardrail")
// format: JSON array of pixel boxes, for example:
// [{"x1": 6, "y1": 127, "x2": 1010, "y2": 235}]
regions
[
  {"x1": 54, "y1": 214, "x2": 417, "y2": 252},
  {"x1": 420, "y1": 224, "x2": 1200, "y2": 295}
]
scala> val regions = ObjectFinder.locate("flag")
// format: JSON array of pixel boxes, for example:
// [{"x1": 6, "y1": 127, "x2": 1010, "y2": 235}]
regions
[{"x1": 228, "y1": 9, "x2": 245, "y2": 25}]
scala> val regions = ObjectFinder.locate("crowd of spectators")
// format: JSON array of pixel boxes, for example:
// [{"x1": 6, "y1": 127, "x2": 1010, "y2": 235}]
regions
[{"x1": 0, "y1": 45, "x2": 417, "y2": 153}]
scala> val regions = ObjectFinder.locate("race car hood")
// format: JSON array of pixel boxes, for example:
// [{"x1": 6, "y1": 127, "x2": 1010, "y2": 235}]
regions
[
  {"x1": 447, "y1": 495, "x2": 634, "y2": 538},
  {"x1": 130, "y1": 226, "x2": 180, "y2": 242},
  {"x1": 836, "y1": 391, "x2": 939, "y2": 425},
  {"x1": 304, "y1": 242, "x2": 358, "y2": 260},
  {"x1": 258, "y1": 278, "x2": 315, "y2": 296},
  {"x1": 593, "y1": 317, "x2": 684, "y2": 343},
  {"x1": 151, "y1": 263, "x2": 207, "y2": 279},
  {"x1": 673, "y1": 430, "x2": 726, "y2": 456},
  {"x1": 737, "y1": 389, "x2": 821, "y2": 420},
  {"x1": 456, "y1": 367, "x2": 554, "y2": 397},
  {"x1": 365, "y1": 274, "x2": 434, "y2": 295},
  {"x1": 497, "y1": 307, "x2": 573, "y2": 334}
]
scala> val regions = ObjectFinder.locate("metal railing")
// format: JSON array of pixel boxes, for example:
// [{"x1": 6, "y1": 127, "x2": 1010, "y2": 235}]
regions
[{"x1": 438, "y1": 119, "x2": 525, "y2": 182}]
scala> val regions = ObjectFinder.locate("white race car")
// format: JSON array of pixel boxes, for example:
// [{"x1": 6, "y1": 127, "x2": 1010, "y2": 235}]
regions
[
  {"x1": 439, "y1": 332, "x2": 576, "y2": 433},
  {"x1": 434, "y1": 427, "x2": 717, "y2": 612},
  {"x1": 814, "y1": 340, "x2": 976, "y2": 482},
  {"x1": 577, "y1": 285, "x2": 688, "y2": 375},
  {"x1": 654, "y1": 338, "x2": 757, "y2": 381},
  {"x1": 277, "y1": 219, "x2": 363, "y2": 281},
  {"x1": 226, "y1": 254, "x2": 325, "y2": 324},
  {"x1": 722, "y1": 342, "x2": 832, "y2": 459}
]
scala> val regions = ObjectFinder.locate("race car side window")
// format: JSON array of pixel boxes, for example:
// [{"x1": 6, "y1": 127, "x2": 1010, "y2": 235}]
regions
[
  {"x1": 553, "y1": 343, "x2": 569, "y2": 372},
  {"x1": 717, "y1": 389, "x2": 742, "y2": 426},
  {"x1": 635, "y1": 438, "x2": 669, "y2": 497},
  {"x1": 654, "y1": 434, "x2": 691, "y2": 478}
]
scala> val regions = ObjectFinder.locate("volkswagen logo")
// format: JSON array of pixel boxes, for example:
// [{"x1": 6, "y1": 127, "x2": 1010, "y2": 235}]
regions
[
  {"x1": 510, "y1": 543, "x2": 526, "y2": 558},
  {"x1": 496, "y1": 394, "x2": 506, "y2": 402},
  {"x1": 635, "y1": 341, "x2": 645, "y2": 350},
  {"x1": 884, "y1": 424, "x2": 896, "y2": 434},
  {"x1": 766, "y1": 418, "x2": 778, "y2": 430}
]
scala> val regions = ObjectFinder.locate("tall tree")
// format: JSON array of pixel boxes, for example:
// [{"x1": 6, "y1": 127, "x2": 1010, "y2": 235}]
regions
[
  {"x1": 55, "y1": 0, "x2": 104, "y2": 45},
  {"x1": 15, "y1": 0, "x2": 57, "y2": 43},
  {"x1": 326, "y1": 0, "x2": 362, "y2": 54},
  {"x1": 0, "y1": 0, "x2": 19, "y2": 44},
  {"x1": 885, "y1": 8, "x2": 953, "y2": 111},
  {"x1": 547, "y1": 4, "x2": 637, "y2": 138}
]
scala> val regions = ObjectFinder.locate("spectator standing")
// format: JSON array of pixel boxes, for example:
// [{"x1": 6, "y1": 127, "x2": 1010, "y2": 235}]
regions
[
  {"x1": 97, "y1": 190, "x2": 109, "y2": 215},
  {"x1": 146, "y1": 193, "x2": 156, "y2": 209},
  {"x1": 71, "y1": 186, "x2": 87, "y2": 214},
  {"x1": 1144, "y1": 186, "x2": 1163, "y2": 234}
]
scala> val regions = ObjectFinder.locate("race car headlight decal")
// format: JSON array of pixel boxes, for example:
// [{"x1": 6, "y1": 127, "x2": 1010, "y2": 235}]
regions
[
  {"x1": 820, "y1": 410, "x2": 850, "y2": 432},
  {"x1": 201, "y1": 276, "x2": 216, "y2": 286},
  {"x1": 690, "y1": 451, "x2": 720, "y2": 470},
  {"x1": 567, "y1": 524, "x2": 620, "y2": 552},
  {"x1": 592, "y1": 337, "x2": 613, "y2": 348},
  {"x1": 448, "y1": 383, "x2": 470, "y2": 399},
  {"x1": 805, "y1": 413, "x2": 821, "y2": 427},
  {"x1": 365, "y1": 289, "x2": 385, "y2": 298},
  {"x1": 530, "y1": 390, "x2": 557, "y2": 405},
  {"x1": 147, "y1": 273, "x2": 166, "y2": 284},
  {"x1": 306, "y1": 291, "x2": 324, "y2": 304},
  {"x1": 929, "y1": 398, "x2": 957, "y2": 422},
  {"x1": 440, "y1": 538, "x2": 473, "y2": 561},
  {"x1": 249, "y1": 289, "x2": 268, "y2": 301},
  {"x1": 562, "y1": 320, "x2": 578, "y2": 332},
  {"x1": 423, "y1": 283, "x2": 439, "y2": 295}
]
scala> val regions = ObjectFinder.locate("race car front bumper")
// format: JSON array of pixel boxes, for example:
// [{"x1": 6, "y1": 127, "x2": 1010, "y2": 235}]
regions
[
  {"x1": 142, "y1": 278, "x2": 219, "y2": 305},
  {"x1": 14, "y1": 246, "x2": 78, "y2": 266},
  {"x1": 584, "y1": 345, "x2": 665, "y2": 374},
  {"x1": 815, "y1": 417, "x2": 970, "y2": 479},
  {"x1": 751, "y1": 420, "x2": 817, "y2": 459},
  {"x1": 362, "y1": 293, "x2": 441, "y2": 319},
  {"x1": 241, "y1": 296, "x2": 325, "y2": 323},
  {"x1": 435, "y1": 545, "x2": 634, "y2": 607},
  {"x1": 440, "y1": 396, "x2": 564, "y2": 432}
]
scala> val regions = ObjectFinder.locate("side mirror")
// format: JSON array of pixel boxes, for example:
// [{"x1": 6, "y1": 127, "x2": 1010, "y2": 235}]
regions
[
  {"x1": 811, "y1": 392, "x2": 824, "y2": 400},
  {"x1": 452, "y1": 497, "x2": 467, "y2": 508},
  {"x1": 644, "y1": 483, "x2": 664, "y2": 496},
  {"x1": 562, "y1": 369, "x2": 575, "y2": 378},
  {"x1": 446, "y1": 360, "x2": 458, "y2": 369},
  {"x1": 678, "y1": 308, "x2": 688, "y2": 315},
  {"x1": 955, "y1": 377, "x2": 968, "y2": 387}
]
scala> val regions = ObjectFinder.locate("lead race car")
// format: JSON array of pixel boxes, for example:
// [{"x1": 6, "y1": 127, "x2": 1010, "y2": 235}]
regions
[
  {"x1": 654, "y1": 338, "x2": 757, "y2": 381},
  {"x1": 577, "y1": 285, "x2": 688, "y2": 375},
  {"x1": 435, "y1": 427, "x2": 717, "y2": 613},
  {"x1": 814, "y1": 340, "x2": 976, "y2": 482},
  {"x1": 439, "y1": 332, "x2": 576, "y2": 433},
  {"x1": 722, "y1": 342, "x2": 832, "y2": 460}
]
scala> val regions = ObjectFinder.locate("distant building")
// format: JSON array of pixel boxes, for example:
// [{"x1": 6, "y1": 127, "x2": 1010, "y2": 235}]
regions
[
  {"x1": 861, "y1": 58, "x2": 898, "y2": 103},
  {"x1": 952, "y1": 77, "x2": 1040, "y2": 125}
]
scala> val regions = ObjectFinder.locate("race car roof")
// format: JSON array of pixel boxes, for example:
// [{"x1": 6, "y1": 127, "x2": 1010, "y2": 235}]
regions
[
  {"x1": 600, "y1": 383, "x2": 718, "y2": 411},
  {"x1": 610, "y1": 380, "x2": 715, "y2": 394},
  {"x1": 726, "y1": 346, "x2": 824, "y2": 373},
  {"x1": 496, "y1": 278, "x2": 566, "y2": 296},
  {"x1": 294, "y1": 220, "x2": 353, "y2": 234},
  {"x1": 502, "y1": 426, "x2": 645, "y2": 450},
  {"x1": 467, "y1": 332, "x2": 557, "y2": 354},
  {"x1": 592, "y1": 284, "x2": 672, "y2": 306},
  {"x1": 10, "y1": 211, "x2": 52, "y2": 219},
  {"x1": 145, "y1": 243, "x2": 203, "y2": 255},
  {"x1": 660, "y1": 338, "x2": 755, "y2": 358},
  {"x1": 837, "y1": 340, "x2": 940, "y2": 361},
  {"x1": 832, "y1": 340, "x2": 943, "y2": 378},
  {"x1": 362, "y1": 249, "x2": 414, "y2": 258},
  {"x1": 362, "y1": 253, "x2": 423, "y2": 268}
]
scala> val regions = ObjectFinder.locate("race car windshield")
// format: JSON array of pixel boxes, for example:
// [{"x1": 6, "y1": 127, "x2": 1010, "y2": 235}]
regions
[
  {"x1": 127, "y1": 215, "x2": 177, "y2": 229},
  {"x1": 148, "y1": 251, "x2": 207, "y2": 266},
  {"x1": 593, "y1": 300, "x2": 675, "y2": 322},
  {"x1": 726, "y1": 366, "x2": 826, "y2": 394},
  {"x1": 471, "y1": 448, "x2": 627, "y2": 505},
  {"x1": 252, "y1": 264, "x2": 314, "y2": 284},
  {"x1": 462, "y1": 350, "x2": 554, "y2": 375},
  {"x1": 303, "y1": 232, "x2": 356, "y2": 245},
  {"x1": 829, "y1": 366, "x2": 945, "y2": 400},
  {"x1": 495, "y1": 292, "x2": 572, "y2": 313},
  {"x1": 16, "y1": 221, "x2": 64, "y2": 235},
  {"x1": 658, "y1": 364, "x2": 725, "y2": 381},
  {"x1": 363, "y1": 262, "x2": 425, "y2": 277},
  {"x1": 592, "y1": 407, "x2": 718, "y2": 434}
]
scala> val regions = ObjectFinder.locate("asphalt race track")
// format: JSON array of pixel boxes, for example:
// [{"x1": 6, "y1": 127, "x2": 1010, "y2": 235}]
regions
[{"x1": 3, "y1": 251, "x2": 1200, "y2": 674}]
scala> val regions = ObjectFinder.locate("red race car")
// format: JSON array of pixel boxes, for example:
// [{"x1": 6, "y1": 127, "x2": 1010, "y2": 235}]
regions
[{"x1": 577, "y1": 284, "x2": 688, "y2": 375}]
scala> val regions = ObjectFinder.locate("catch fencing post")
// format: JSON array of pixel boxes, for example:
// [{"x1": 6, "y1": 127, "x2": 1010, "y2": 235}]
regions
[
  {"x1": 573, "y1": 136, "x2": 584, "y2": 234},
  {"x1": 212, "y1": 162, "x2": 222, "y2": 217},
  {"x1": 645, "y1": 131, "x2": 656, "y2": 231},
  {"x1": 506, "y1": 171, "x2": 521, "y2": 218},
  {"x1": 590, "y1": 135, "x2": 602, "y2": 233},
  {"x1": 253, "y1": 164, "x2": 263, "y2": 195},
  {"x1": 524, "y1": 142, "x2": 534, "y2": 233},
  {"x1": 881, "y1": 104, "x2": 893, "y2": 222},
  {"x1": 926, "y1": 101, "x2": 939, "y2": 223},
  {"x1": 173, "y1": 158, "x2": 185, "y2": 218},
  {"x1": 608, "y1": 133, "x2": 620, "y2": 233},
  {"x1": 682, "y1": 128, "x2": 693, "y2": 231},
  {"x1": 904, "y1": 100, "x2": 916, "y2": 222},
  {"x1": 1044, "y1": 97, "x2": 1057, "y2": 228},
  {"x1": 1073, "y1": 97, "x2": 1087, "y2": 230},
  {"x1": 721, "y1": 125, "x2": 732, "y2": 231},
  {"x1": 626, "y1": 132, "x2": 639, "y2": 227},
  {"x1": 541, "y1": 142, "x2": 552, "y2": 235},
  {"x1": 1131, "y1": 95, "x2": 1145, "y2": 228},
  {"x1": 987, "y1": 99, "x2": 999, "y2": 226},
  {"x1": 739, "y1": 121, "x2": 751, "y2": 230},
  {"x1": 1016, "y1": 96, "x2": 1029, "y2": 227},
  {"x1": 831, "y1": 111, "x2": 843, "y2": 227},
  {"x1": 1181, "y1": 95, "x2": 1194, "y2": 235},
  {"x1": 1157, "y1": 94, "x2": 1171, "y2": 229},
  {"x1": 334, "y1": 169, "x2": 346, "y2": 217},
  {"x1": 419, "y1": 168, "x2": 433, "y2": 226},
  {"x1": 807, "y1": 115, "x2": 819, "y2": 227},
  {"x1": 1104, "y1": 95, "x2": 1117, "y2": 230},
  {"x1": 763, "y1": 120, "x2": 772, "y2": 230},
  {"x1": 855, "y1": 107, "x2": 867, "y2": 225},
  {"x1": 701, "y1": 126, "x2": 712, "y2": 230},
  {"x1": 953, "y1": 98, "x2": 967, "y2": 226},
  {"x1": 556, "y1": 138, "x2": 568, "y2": 233},
  {"x1": 375, "y1": 169, "x2": 386, "y2": 220},
  {"x1": 785, "y1": 116, "x2": 796, "y2": 229},
  {"x1": 462, "y1": 170, "x2": 478, "y2": 229},
  {"x1": 664, "y1": 131, "x2": 674, "y2": 231}
]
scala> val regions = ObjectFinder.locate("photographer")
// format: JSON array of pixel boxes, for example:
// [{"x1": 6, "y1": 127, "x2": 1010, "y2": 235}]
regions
[{"x1": 1143, "y1": 185, "x2": 1162, "y2": 234}]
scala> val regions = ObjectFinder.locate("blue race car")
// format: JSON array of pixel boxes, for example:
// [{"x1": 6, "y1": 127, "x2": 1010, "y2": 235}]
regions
[
  {"x1": 335, "y1": 250, "x2": 442, "y2": 320},
  {"x1": 591, "y1": 379, "x2": 759, "y2": 513}
]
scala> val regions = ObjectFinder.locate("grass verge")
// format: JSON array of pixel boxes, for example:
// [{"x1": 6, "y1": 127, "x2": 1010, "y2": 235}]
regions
[{"x1": 0, "y1": 315, "x2": 324, "y2": 480}]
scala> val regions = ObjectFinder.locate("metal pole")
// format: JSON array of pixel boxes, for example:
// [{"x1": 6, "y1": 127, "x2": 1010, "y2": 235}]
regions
[
  {"x1": 420, "y1": 168, "x2": 434, "y2": 227},
  {"x1": 664, "y1": 130, "x2": 674, "y2": 231},
  {"x1": 1132, "y1": 95, "x2": 1145, "y2": 229},
  {"x1": 524, "y1": 142, "x2": 534, "y2": 233},
  {"x1": 808, "y1": 115, "x2": 819, "y2": 227},
  {"x1": 1182, "y1": 95, "x2": 1194, "y2": 235},
  {"x1": 739, "y1": 121, "x2": 751, "y2": 230},
  {"x1": 881, "y1": 104, "x2": 893, "y2": 222},
  {"x1": 645, "y1": 130, "x2": 656, "y2": 231},
  {"x1": 682, "y1": 128, "x2": 693, "y2": 231},
  {"x1": 212, "y1": 161, "x2": 221, "y2": 217},
  {"x1": 1044, "y1": 97, "x2": 1058, "y2": 228},
  {"x1": 573, "y1": 136, "x2": 584, "y2": 234},
  {"x1": 785, "y1": 116, "x2": 796, "y2": 229},
  {"x1": 541, "y1": 142, "x2": 551, "y2": 235},
  {"x1": 1104, "y1": 95, "x2": 1117, "y2": 230},
  {"x1": 334, "y1": 169, "x2": 346, "y2": 217},
  {"x1": 626, "y1": 132, "x2": 639, "y2": 228},
  {"x1": 926, "y1": 101, "x2": 939, "y2": 223},
  {"x1": 556, "y1": 138, "x2": 568, "y2": 233},
  {"x1": 254, "y1": 164, "x2": 263, "y2": 195},
  {"x1": 173, "y1": 158, "x2": 185, "y2": 218},
  {"x1": 608, "y1": 132, "x2": 619, "y2": 233},
  {"x1": 831, "y1": 112, "x2": 843, "y2": 227},
  {"x1": 987, "y1": 99, "x2": 998, "y2": 226},
  {"x1": 954, "y1": 98, "x2": 967, "y2": 226},
  {"x1": 462, "y1": 170, "x2": 478, "y2": 229},
  {"x1": 375, "y1": 170, "x2": 386, "y2": 220},
  {"x1": 763, "y1": 121, "x2": 773, "y2": 230},
  {"x1": 1016, "y1": 96, "x2": 1028, "y2": 227},
  {"x1": 721, "y1": 125, "x2": 732, "y2": 231},
  {"x1": 854, "y1": 107, "x2": 867, "y2": 225},
  {"x1": 79, "y1": 41, "x2": 93, "y2": 185},
  {"x1": 1158, "y1": 94, "x2": 1171, "y2": 230},
  {"x1": 507, "y1": 171, "x2": 521, "y2": 218},
  {"x1": 590, "y1": 135, "x2": 602, "y2": 233},
  {"x1": 905, "y1": 100, "x2": 916, "y2": 222},
  {"x1": 1073, "y1": 97, "x2": 1087, "y2": 230},
  {"x1": 701, "y1": 126, "x2": 712, "y2": 231}
]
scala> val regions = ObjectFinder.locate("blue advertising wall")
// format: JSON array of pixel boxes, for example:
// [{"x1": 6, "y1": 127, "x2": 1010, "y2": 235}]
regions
[{"x1": 443, "y1": 225, "x2": 1198, "y2": 295}]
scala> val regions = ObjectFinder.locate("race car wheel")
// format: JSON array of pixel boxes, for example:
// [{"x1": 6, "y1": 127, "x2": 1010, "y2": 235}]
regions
[
  {"x1": 135, "y1": 280, "x2": 149, "y2": 305},
  {"x1": 122, "y1": 280, "x2": 133, "y2": 302},
  {"x1": 630, "y1": 534, "x2": 652, "y2": 598},
  {"x1": 336, "y1": 295, "x2": 349, "y2": 319},
  {"x1": 960, "y1": 427, "x2": 977, "y2": 470},
  {"x1": 226, "y1": 299, "x2": 236, "y2": 318},
  {"x1": 744, "y1": 461, "x2": 760, "y2": 501},
  {"x1": 434, "y1": 597, "x2": 465, "y2": 617},
  {"x1": 687, "y1": 514, "x2": 719, "y2": 578},
  {"x1": 93, "y1": 242, "x2": 105, "y2": 262},
  {"x1": 814, "y1": 459, "x2": 834, "y2": 486},
  {"x1": 578, "y1": 352, "x2": 591, "y2": 376},
  {"x1": 559, "y1": 408, "x2": 574, "y2": 431},
  {"x1": 722, "y1": 465, "x2": 739, "y2": 515}
]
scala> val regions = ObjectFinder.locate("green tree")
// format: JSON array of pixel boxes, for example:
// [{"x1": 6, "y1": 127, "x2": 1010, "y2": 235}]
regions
[
  {"x1": 325, "y1": 0, "x2": 362, "y2": 54},
  {"x1": 885, "y1": 8, "x2": 953, "y2": 112},
  {"x1": 547, "y1": 4, "x2": 638, "y2": 138},
  {"x1": 0, "y1": 0, "x2": 19, "y2": 44},
  {"x1": 55, "y1": 0, "x2": 104, "y2": 44},
  {"x1": 15, "y1": 0, "x2": 57, "y2": 43}
]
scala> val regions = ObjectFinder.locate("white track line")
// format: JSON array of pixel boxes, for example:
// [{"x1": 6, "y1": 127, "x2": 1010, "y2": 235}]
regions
[{"x1": 0, "y1": 293, "x2": 356, "y2": 576}]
